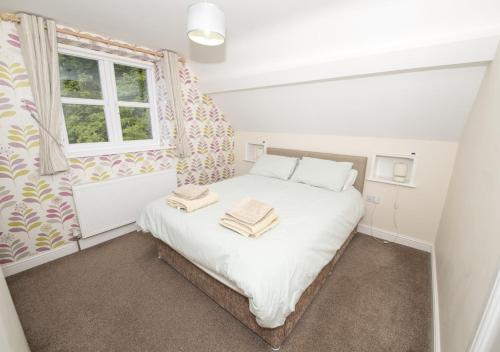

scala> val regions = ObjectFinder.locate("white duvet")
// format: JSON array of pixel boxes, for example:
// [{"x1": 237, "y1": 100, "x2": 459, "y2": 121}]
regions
[{"x1": 137, "y1": 174, "x2": 365, "y2": 328}]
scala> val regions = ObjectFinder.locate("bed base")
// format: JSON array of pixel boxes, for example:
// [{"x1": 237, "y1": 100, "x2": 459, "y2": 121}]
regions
[{"x1": 156, "y1": 229, "x2": 357, "y2": 349}]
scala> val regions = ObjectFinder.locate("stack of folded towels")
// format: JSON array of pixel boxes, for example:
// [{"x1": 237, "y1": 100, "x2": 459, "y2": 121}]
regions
[
  {"x1": 167, "y1": 184, "x2": 218, "y2": 212},
  {"x1": 220, "y1": 197, "x2": 279, "y2": 238}
]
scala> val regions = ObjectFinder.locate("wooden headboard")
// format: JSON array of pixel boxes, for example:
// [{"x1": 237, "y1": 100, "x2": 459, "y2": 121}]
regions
[{"x1": 266, "y1": 147, "x2": 368, "y2": 194}]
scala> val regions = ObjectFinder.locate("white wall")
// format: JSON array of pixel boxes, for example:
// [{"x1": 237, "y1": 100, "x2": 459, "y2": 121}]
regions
[
  {"x1": 435, "y1": 45, "x2": 500, "y2": 352},
  {"x1": 235, "y1": 132, "x2": 457, "y2": 244},
  {"x1": 0, "y1": 268, "x2": 30, "y2": 352}
]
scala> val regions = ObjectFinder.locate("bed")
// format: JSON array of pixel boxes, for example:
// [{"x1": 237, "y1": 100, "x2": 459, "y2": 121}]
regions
[{"x1": 137, "y1": 148, "x2": 367, "y2": 349}]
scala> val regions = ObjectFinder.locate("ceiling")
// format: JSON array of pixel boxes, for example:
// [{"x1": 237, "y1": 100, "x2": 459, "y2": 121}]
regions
[
  {"x1": 3, "y1": 0, "x2": 500, "y2": 79},
  {"x1": 2, "y1": 0, "x2": 500, "y2": 140},
  {"x1": 211, "y1": 64, "x2": 486, "y2": 141}
]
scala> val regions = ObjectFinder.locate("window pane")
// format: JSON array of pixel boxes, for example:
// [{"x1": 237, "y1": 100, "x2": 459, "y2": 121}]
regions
[
  {"x1": 59, "y1": 54, "x2": 102, "y2": 99},
  {"x1": 119, "y1": 107, "x2": 152, "y2": 141},
  {"x1": 114, "y1": 64, "x2": 148, "y2": 102},
  {"x1": 62, "y1": 104, "x2": 108, "y2": 144}
]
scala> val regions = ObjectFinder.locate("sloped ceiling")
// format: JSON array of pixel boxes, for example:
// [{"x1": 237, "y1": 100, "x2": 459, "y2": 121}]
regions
[
  {"x1": 210, "y1": 64, "x2": 486, "y2": 141},
  {"x1": 2, "y1": 0, "x2": 500, "y2": 140}
]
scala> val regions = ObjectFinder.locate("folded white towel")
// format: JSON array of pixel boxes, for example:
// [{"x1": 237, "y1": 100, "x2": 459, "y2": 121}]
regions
[
  {"x1": 173, "y1": 184, "x2": 209, "y2": 200},
  {"x1": 167, "y1": 191, "x2": 218, "y2": 212},
  {"x1": 225, "y1": 197, "x2": 274, "y2": 225},
  {"x1": 220, "y1": 210, "x2": 279, "y2": 238}
]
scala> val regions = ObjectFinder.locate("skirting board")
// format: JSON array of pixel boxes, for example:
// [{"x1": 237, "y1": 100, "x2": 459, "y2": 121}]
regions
[
  {"x1": 1, "y1": 223, "x2": 137, "y2": 277},
  {"x1": 432, "y1": 249, "x2": 441, "y2": 352},
  {"x1": 357, "y1": 224, "x2": 433, "y2": 252},
  {"x1": 1, "y1": 242, "x2": 79, "y2": 277},
  {"x1": 470, "y1": 268, "x2": 500, "y2": 352},
  {"x1": 78, "y1": 223, "x2": 138, "y2": 250}
]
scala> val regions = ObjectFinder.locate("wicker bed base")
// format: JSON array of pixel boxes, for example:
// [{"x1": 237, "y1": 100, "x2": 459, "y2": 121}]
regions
[{"x1": 156, "y1": 230, "x2": 357, "y2": 349}]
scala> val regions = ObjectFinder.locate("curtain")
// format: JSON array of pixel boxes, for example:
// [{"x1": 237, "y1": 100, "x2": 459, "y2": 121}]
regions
[
  {"x1": 159, "y1": 50, "x2": 191, "y2": 158},
  {"x1": 17, "y1": 14, "x2": 68, "y2": 175}
]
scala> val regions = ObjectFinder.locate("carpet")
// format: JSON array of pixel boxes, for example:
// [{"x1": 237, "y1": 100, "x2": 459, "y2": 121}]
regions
[{"x1": 7, "y1": 232, "x2": 432, "y2": 352}]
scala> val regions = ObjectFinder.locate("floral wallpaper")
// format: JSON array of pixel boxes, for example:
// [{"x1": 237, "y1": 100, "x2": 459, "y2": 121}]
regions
[
  {"x1": 175, "y1": 72, "x2": 235, "y2": 185},
  {"x1": 0, "y1": 21, "x2": 234, "y2": 266}
]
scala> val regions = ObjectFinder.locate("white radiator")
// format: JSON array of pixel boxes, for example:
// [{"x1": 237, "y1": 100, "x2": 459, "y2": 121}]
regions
[{"x1": 72, "y1": 169, "x2": 177, "y2": 238}]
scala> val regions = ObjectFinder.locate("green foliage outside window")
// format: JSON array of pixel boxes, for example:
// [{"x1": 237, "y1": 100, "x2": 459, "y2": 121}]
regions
[
  {"x1": 59, "y1": 54, "x2": 102, "y2": 99},
  {"x1": 114, "y1": 64, "x2": 148, "y2": 102},
  {"x1": 120, "y1": 107, "x2": 152, "y2": 141},
  {"x1": 62, "y1": 104, "x2": 108, "y2": 144},
  {"x1": 59, "y1": 54, "x2": 153, "y2": 144}
]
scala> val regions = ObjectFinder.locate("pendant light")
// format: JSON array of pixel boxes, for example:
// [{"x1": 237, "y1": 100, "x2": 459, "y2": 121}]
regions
[{"x1": 187, "y1": 2, "x2": 225, "y2": 46}]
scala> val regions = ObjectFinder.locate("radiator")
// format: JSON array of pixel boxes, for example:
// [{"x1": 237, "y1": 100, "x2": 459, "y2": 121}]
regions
[{"x1": 72, "y1": 169, "x2": 177, "y2": 239}]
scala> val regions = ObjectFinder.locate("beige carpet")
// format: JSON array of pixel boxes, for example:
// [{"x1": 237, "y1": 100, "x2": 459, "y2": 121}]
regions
[{"x1": 7, "y1": 232, "x2": 432, "y2": 352}]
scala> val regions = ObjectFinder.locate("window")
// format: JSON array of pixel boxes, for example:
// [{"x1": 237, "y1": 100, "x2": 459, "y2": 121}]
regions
[{"x1": 58, "y1": 45, "x2": 159, "y2": 156}]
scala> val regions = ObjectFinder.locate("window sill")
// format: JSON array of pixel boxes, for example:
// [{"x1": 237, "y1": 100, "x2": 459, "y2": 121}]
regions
[{"x1": 65, "y1": 144, "x2": 176, "y2": 158}]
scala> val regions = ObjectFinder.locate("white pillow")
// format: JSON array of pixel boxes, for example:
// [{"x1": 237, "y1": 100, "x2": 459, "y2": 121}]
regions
[
  {"x1": 250, "y1": 154, "x2": 298, "y2": 180},
  {"x1": 291, "y1": 157, "x2": 353, "y2": 192},
  {"x1": 342, "y1": 169, "x2": 358, "y2": 191}
]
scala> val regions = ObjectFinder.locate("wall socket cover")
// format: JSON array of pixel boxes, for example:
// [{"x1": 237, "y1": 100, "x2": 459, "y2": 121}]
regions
[{"x1": 366, "y1": 195, "x2": 382, "y2": 204}]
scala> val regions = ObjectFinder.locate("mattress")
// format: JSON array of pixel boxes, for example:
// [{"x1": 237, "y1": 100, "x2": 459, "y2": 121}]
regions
[{"x1": 137, "y1": 174, "x2": 365, "y2": 328}]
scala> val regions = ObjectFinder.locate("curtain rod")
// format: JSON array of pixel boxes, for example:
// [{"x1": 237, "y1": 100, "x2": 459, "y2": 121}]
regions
[{"x1": 0, "y1": 12, "x2": 186, "y2": 63}]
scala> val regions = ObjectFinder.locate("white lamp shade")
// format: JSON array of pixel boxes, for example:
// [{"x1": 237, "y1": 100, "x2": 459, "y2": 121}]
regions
[
  {"x1": 187, "y1": 2, "x2": 225, "y2": 46},
  {"x1": 393, "y1": 162, "x2": 408, "y2": 182}
]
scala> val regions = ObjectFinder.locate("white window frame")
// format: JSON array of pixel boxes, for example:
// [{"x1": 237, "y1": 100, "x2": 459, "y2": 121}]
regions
[{"x1": 59, "y1": 44, "x2": 162, "y2": 157}]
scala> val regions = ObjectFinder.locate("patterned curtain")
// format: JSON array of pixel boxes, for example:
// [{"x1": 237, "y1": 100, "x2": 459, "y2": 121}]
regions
[
  {"x1": 157, "y1": 51, "x2": 191, "y2": 158},
  {"x1": 17, "y1": 14, "x2": 68, "y2": 175}
]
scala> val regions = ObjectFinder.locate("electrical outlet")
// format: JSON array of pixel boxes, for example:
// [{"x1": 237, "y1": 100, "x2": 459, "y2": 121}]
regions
[{"x1": 366, "y1": 195, "x2": 381, "y2": 204}]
